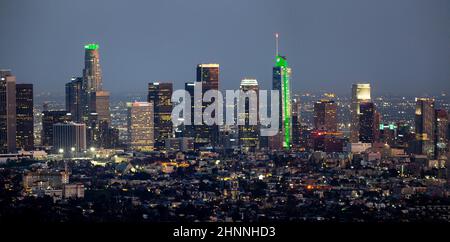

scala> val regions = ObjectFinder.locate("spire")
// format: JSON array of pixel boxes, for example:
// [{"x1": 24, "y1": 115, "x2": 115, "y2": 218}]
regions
[{"x1": 275, "y1": 32, "x2": 279, "y2": 56}]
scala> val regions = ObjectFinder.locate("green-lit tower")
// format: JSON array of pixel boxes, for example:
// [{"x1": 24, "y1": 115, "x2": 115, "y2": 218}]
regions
[{"x1": 272, "y1": 33, "x2": 292, "y2": 149}]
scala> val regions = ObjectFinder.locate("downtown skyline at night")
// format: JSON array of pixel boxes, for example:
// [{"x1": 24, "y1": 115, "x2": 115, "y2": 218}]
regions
[{"x1": 1, "y1": 0, "x2": 450, "y2": 240}]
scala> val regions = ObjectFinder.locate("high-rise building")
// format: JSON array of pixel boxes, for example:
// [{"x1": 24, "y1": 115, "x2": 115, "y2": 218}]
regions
[
  {"x1": 53, "y1": 122, "x2": 86, "y2": 154},
  {"x1": 313, "y1": 100, "x2": 337, "y2": 132},
  {"x1": 65, "y1": 77, "x2": 83, "y2": 122},
  {"x1": 434, "y1": 109, "x2": 448, "y2": 159},
  {"x1": 415, "y1": 98, "x2": 435, "y2": 158},
  {"x1": 127, "y1": 102, "x2": 154, "y2": 151},
  {"x1": 81, "y1": 43, "x2": 103, "y2": 122},
  {"x1": 359, "y1": 102, "x2": 376, "y2": 143},
  {"x1": 291, "y1": 95, "x2": 302, "y2": 149},
  {"x1": 195, "y1": 64, "x2": 219, "y2": 149},
  {"x1": 41, "y1": 111, "x2": 71, "y2": 148},
  {"x1": 350, "y1": 83, "x2": 371, "y2": 143},
  {"x1": 95, "y1": 90, "x2": 110, "y2": 125},
  {"x1": 16, "y1": 84, "x2": 34, "y2": 151},
  {"x1": 272, "y1": 34, "x2": 292, "y2": 149},
  {"x1": 148, "y1": 82, "x2": 173, "y2": 149},
  {"x1": 0, "y1": 70, "x2": 16, "y2": 153},
  {"x1": 184, "y1": 82, "x2": 196, "y2": 139},
  {"x1": 238, "y1": 79, "x2": 259, "y2": 152},
  {"x1": 83, "y1": 43, "x2": 102, "y2": 93}
]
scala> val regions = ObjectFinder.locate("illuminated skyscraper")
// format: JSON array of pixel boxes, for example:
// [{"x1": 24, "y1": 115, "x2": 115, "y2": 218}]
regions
[
  {"x1": 127, "y1": 102, "x2": 154, "y2": 151},
  {"x1": 314, "y1": 100, "x2": 337, "y2": 132},
  {"x1": 65, "y1": 77, "x2": 83, "y2": 122},
  {"x1": 359, "y1": 102, "x2": 376, "y2": 143},
  {"x1": 195, "y1": 64, "x2": 219, "y2": 149},
  {"x1": 415, "y1": 98, "x2": 435, "y2": 158},
  {"x1": 83, "y1": 43, "x2": 102, "y2": 93},
  {"x1": 350, "y1": 83, "x2": 371, "y2": 143},
  {"x1": 434, "y1": 109, "x2": 448, "y2": 159},
  {"x1": 148, "y1": 82, "x2": 173, "y2": 149},
  {"x1": 81, "y1": 43, "x2": 103, "y2": 122},
  {"x1": 184, "y1": 82, "x2": 196, "y2": 139},
  {"x1": 272, "y1": 34, "x2": 292, "y2": 149},
  {"x1": 238, "y1": 79, "x2": 259, "y2": 152},
  {"x1": 16, "y1": 84, "x2": 34, "y2": 151},
  {"x1": 0, "y1": 70, "x2": 16, "y2": 153},
  {"x1": 291, "y1": 95, "x2": 302, "y2": 149},
  {"x1": 95, "y1": 90, "x2": 110, "y2": 125}
]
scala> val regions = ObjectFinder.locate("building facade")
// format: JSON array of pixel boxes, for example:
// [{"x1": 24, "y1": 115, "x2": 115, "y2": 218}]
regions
[{"x1": 16, "y1": 84, "x2": 34, "y2": 151}]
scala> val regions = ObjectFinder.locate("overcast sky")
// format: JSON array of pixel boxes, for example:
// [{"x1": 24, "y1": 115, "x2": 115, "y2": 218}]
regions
[{"x1": 0, "y1": 0, "x2": 449, "y2": 97}]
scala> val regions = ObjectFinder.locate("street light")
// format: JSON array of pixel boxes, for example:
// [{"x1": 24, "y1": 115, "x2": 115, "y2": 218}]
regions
[{"x1": 58, "y1": 148, "x2": 64, "y2": 154}]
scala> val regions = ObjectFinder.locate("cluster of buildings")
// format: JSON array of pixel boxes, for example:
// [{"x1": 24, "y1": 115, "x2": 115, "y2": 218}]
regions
[{"x1": 0, "y1": 36, "x2": 449, "y2": 222}]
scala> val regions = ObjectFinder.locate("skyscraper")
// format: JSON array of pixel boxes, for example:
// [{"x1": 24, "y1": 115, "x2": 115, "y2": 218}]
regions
[
  {"x1": 148, "y1": 82, "x2": 173, "y2": 149},
  {"x1": 65, "y1": 77, "x2": 83, "y2": 122},
  {"x1": 350, "y1": 83, "x2": 371, "y2": 143},
  {"x1": 41, "y1": 111, "x2": 71, "y2": 148},
  {"x1": 238, "y1": 79, "x2": 259, "y2": 153},
  {"x1": 195, "y1": 64, "x2": 219, "y2": 149},
  {"x1": 53, "y1": 122, "x2": 86, "y2": 154},
  {"x1": 359, "y1": 102, "x2": 376, "y2": 143},
  {"x1": 95, "y1": 90, "x2": 111, "y2": 125},
  {"x1": 16, "y1": 84, "x2": 34, "y2": 151},
  {"x1": 415, "y1": 98, "x2": 435, "y2": 158},
  {"x1": 81, "y1": 43, "x2": 103, "y2": 122},
  {"x1": 291, "y1": 95, "x2": 302, "y2": 149},
  {"x1": 83, "y1": 43, "x2": 102, "y2": 93},
  {"x1": 272, "y1": 34, "x2": 292, "y2": 150},
  {"x1": 313, "y1": 100, "x2": 337, "y2": 132},
  {"x1": 127, "y1": 102, "x2": 154, "y2": 151},
  {"x1": 184, "y1": 82, "x2": 196, "y2": 139},
  {"x1": 0, "y1": 70, "x2": 16, "y2": 153},
  {"x1": 434, "y1": 109, "x2": 448, "y2": 159}
]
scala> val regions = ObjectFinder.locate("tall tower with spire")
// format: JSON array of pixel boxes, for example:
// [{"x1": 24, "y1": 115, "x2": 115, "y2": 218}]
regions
[{"x1": 271, "y1": 33, "x2": 292, "y2": 150}]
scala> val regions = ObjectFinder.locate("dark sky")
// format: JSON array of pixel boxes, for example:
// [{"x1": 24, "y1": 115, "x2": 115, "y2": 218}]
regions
[{"x1": 0, "y1": 0, "x2": 449, "y2": 96}]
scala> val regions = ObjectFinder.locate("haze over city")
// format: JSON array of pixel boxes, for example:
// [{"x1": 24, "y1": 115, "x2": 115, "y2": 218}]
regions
[{"x1": 1, "y1": 0, "x2": 449, "y2": 96}]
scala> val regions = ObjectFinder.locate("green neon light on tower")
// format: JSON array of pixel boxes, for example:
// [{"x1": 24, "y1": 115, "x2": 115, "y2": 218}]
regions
[
  {"x1": 84, "y1": 43, "x2": 99, "y2": 50},
  {"x1": 274, "y1": 33, "x2": 291, "y2": 149},
  {"x1": 275, "y1": 55, "x2": 291, "y2": 149}
]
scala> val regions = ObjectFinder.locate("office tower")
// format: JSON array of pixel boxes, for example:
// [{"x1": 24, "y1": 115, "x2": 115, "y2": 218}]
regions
[
  {"x1": 359, "y1": 102, "x2": 376, "y2": 143},
  {"x1": 53, "y1": 122, "x2": 86, "y2": 154},
  {"x1": 0, "y1": 70, "x2": 16, "y2": 153},
  {"x1": 350, "y1": 83, "x2": 371, "y2": 143},
  {"x1": 195, "y1": 64, "x2": 219, "y2": 149},
  {"x1": 127, "y1": 102, "x2": 154, "y2": 151},
  {"x1": 183, "y1": 82, "x2": 196, "y2": 138},
  {"x1": 83, "y1": 43, "x2": 102, "y2": 93},
  {"x1": 313, "y1": 100, "x2": 337, "y2": 132},
  {"x1": 81, "y1": 43, "x2": 103, "y2": 122},
  {"x1": 291, "y1": 95, "x2": 302, "y2": 149},
  {"x1": 65, "y1": 77, "x2": 83, "y2": 122},
  {"x1": 272, "y1": 34, "x2": 292, "y2": 149},
  {"x1": 415, "y1": 98, "x2": 435, "y2": 158},
  {"x1": 16, "y1": 84, "x2": 34, "y2": 151},
  {"x1": 238, "y1": 79, "x2": 259, "y2": 152},
  {"x1": 434, "y1": 109, "x2": 448, "y2": 159},
  {"x1": 147, "y1": 82, "x2": 173, "y2": 149},
  {"x1": 41, "y1": 111, "x2": 71, "y2": 148},
  {"x1": 95, "y1": 90, "x2": 110, "y2": 124}
]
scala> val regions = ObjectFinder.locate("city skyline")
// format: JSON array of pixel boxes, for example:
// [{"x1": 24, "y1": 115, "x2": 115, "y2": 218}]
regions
[
  {"x1": 1, "y1": 0, "x2": 450, "y2": 233},
  {"x1": 1, "y1": 0, "x2": 449, "y2": 96}
]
